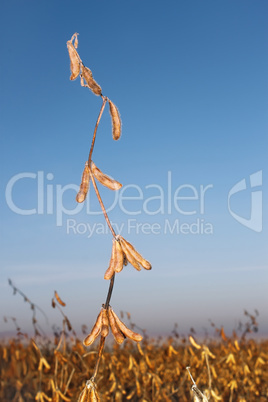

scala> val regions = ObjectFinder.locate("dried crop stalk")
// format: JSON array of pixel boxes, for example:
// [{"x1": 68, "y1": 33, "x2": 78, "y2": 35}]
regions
[{"x1": 67, "y1": 32, "x2": 152, "y2": 397}]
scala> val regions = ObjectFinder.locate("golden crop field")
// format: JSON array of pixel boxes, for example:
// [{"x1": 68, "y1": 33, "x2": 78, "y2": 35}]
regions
[{"x1": 1, "y1": 322, "x2": 267, "y2": 401}]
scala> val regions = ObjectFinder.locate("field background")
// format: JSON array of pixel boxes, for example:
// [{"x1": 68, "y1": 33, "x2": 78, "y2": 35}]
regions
[{"x1": 1, "y1": 317, "x2": 268, "y2": 401}]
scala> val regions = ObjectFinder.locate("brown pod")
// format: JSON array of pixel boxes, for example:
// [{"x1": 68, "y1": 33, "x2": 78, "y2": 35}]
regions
[
  {"x1": 119, "y1": 236, "x2": 152, "y2": 270},
  {"x1": 65, "y1": 317, "x2": 72, "y2": 331},
  {"x1": 189, "y1": 335, "x2": 201, "y2": 350},
  {"x1": 109, "y1": 100, "x2": 121, "y2": 140},
  {"x1": 114, "y1": 239, "x2": 124, "y2": 273},
  {"x1": 31, "y1": 339, "x2": 40, "y2": 353},
  {"x1": 111, "y1": 309, "x2": 143, "y2": 342},
  {"x1": 78, "y1": 386, "x2": 100, "y2": 402},
  {"x1": 101, "y1": 308, "x2": 109, "y2": 338},
  {"x1": 104, "y1": 240, "x2": 116, "y2": 280},
  {"x1": 108, "y1": 307, "x2": 125, "y2": 344},
  {"x1": 76, "y1": 191, "x2": 86, "y2": 203},
  {"x1": 81, "y1": 65, "x2": 102, "y2": 96},
  {"x1": 67, "y1": 34, "x2": 81, "y2": 81},
  {"x1": 119, "y1": 238, "x2": 141, "y2": 271},
  {"x1": 80, "y1": 74, "x2": 86, "y2": 88},
  {"x1": 74, "y1": 34, "x2": 79, "y2": 49},
  {"x1": 78, "y1": 387, "x2": 89, "y2": 402},
  {"x1": 76, "y1": 162, "x2": 90, "y2": 203},
  {"x1": 54, "y1": 291, "x2": 66, "y2": 307},
  {"x1": 83, "y1": 309, "x2": 103, "y2": 346},
  {"x1": 90, "y1": 389, "x2": 101, "y2": 402},
  {"x1": 91, "y1": 161, "x2": 122, "y2": 191},
  {"x1": 123, "y1": 254, "x2": 128, "y2": 266}
]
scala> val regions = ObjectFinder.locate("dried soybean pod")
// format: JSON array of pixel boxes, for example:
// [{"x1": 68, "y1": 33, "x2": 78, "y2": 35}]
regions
[
  {"x1": 67, "y1": 35, "x2": 81, "y2": 81},
  {"x1": 83, "y1": 309, "x2": 103, "y2": 346},
  {"x1": 76, "y1": 162, "x2": 90, "y2": 203},
  {"x1": 91, "y1": 161, "x2": 122, "y2": 191},
  {"x1": 120, "y1": 240, "x2": 141, "y2": 271},
  {"x1": 54, "y1": 291, "x2": 66, "y2": 307},
  {"x1": 104, "y1": 240, "x2": 116, "y2": 280},
  {"x1": 80, "y1": 74, "x2": 86, "y2": 87},
  {"x1": 108, "y1": 307, "x2": 125, "y2": 344},
  {"x1": 111, "y1": 309, "x2": 143, "y2": 342},
  {"x1": 74, "y1": 33, "x2": 79, "y2": 49},
  {"x1": 114, "y1": 239, "x2": 124, "y2": 273},
  {"x1": 81, "y1": 65, "x2": 102, "y2": 96},
  {"x1": 78, "y1": 380, "x2": 101, "y2": 402},
  {"x1": 123, "y1": 254, "x2": 128, "y2": 266},
  {"x1": 109, "y1": 100, "x2": 121, "y2": 140},
  {"x1": 90, "y1": 389, "x2": 101, "y2": 402},
  {"x1": 101, "y1": 308, "x2": 109, "y2": 338},
  {"x1": 189, "y1": 335, "x2": 202, "y2": 350},
  {"x1": 78, "y1": 387, "x2": 89, "y2": 402},
  {"x1": 31, "y1": 339, "x2": 40, "y2": 353},
  {"x1": 119, "y1": 236, "x2": 152, "y2": 270}
]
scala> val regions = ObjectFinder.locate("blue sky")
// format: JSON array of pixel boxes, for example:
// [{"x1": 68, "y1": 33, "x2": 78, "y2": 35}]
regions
[{"x1": 1, "y1": 0, "x2": 267, "y2": 338}]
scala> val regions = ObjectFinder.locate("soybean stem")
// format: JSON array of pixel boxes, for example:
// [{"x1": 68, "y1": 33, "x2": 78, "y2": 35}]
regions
[
  {"x1": 88, "y1": 96, "x2": 107, "y2": 164},
  {"x1": 86, "y1": 95, "x2": 117, "y2": 383},
  {"x1": 89, "y1": 171, "x2": 116, "y2": 238},
  {"x1": 92, "y1": 275, "x2": 115, "y2": 381}
]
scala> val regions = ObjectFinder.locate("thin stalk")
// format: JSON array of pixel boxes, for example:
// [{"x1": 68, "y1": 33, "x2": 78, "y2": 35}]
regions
[
  {"x1": 89, "y1": 171, "x2": 116, "y2": 238},
  {"x1": 91, "y1": 336, "x2": 105, "y2": 381},
  {"x1": 84, "y1": 86, "x2": 116, "y2": 384},
  {"x1": 91, "y1": 275, "x2": 115, "y2": 381},
  {"x1": 204, "y1": 350, "x2": 212, "y2": 399},
  {"x1": 88, "y1": 96, "x2": 107, "y2": 164},
  {"x1": 104, "y1": 274, "x2": 115, "y2": 309}
]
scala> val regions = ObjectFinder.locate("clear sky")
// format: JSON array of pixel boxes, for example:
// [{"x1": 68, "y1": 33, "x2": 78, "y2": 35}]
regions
[{"x1": 1, "y1": 0, "x2": 267, "y2": 339}]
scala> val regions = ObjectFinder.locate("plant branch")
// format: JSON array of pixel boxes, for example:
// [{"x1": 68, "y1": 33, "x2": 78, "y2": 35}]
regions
[
  {"x1": 85, "y1": 93, "x2": 117, "y2": 383},
  {"x1": 91, "y1": 275, "x2": 116, "y2": 381},
  {"x1": 88, "y1": 96, "x2": 107, "y2": 164},
  {"x1": 104, "y1": 274, "x2": 115, "y2": 309},
  {"x1": 89, "y1": 170, "x2": 116, "y2": 238}
]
